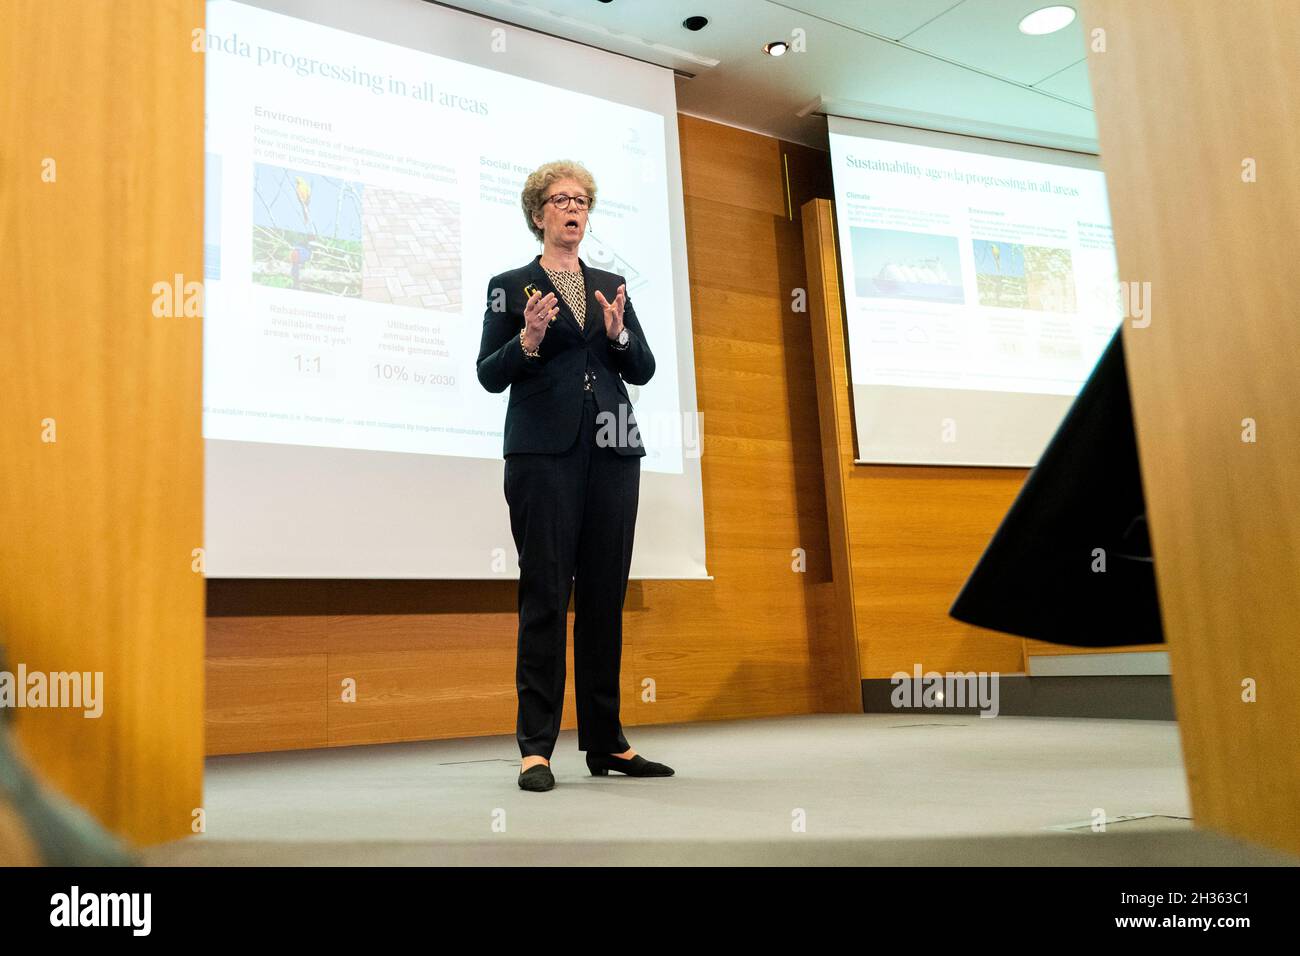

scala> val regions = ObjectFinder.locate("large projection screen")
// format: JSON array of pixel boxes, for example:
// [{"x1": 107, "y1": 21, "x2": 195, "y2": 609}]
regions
[
  {"x1": 202, "y1": 0, "x2": 708, "y2": 579},
  {"x1": 827, "y1": 115, "x2": 1123, "y2": 467}
]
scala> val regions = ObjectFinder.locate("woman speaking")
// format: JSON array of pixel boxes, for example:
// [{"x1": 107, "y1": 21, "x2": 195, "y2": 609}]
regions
[{"x1": 476, "y1": 160, "x2": 674, "y2": 792}]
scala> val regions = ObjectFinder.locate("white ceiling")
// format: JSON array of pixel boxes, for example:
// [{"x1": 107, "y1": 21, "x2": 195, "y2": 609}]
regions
[{"x1": 430, "y1": 0, "x2": 1097, "y2": 151}]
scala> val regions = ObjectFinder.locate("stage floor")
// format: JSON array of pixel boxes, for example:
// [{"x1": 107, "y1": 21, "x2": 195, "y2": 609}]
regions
[{"x1": 143, "y1": 714, "x2": 1295, "y2": 866}]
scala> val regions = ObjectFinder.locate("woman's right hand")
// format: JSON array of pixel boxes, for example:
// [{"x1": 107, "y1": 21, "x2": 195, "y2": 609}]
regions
[{"x1": 523, "y1": 291, "x2": 558, "y2": 351}]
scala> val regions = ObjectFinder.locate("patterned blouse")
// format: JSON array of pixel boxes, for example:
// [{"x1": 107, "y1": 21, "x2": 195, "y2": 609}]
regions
[{"x1": 543, "y1": 266, "x2": 586, "y2": 329}]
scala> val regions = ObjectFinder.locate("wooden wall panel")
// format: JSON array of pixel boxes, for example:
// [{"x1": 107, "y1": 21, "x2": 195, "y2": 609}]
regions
[
  {"x1": 207, "y1": 618, "x2": 328, "y2": 753},
  {"x1": 0, "y1": 0, "x2": 206, "y2": 844},
  {"x1": 849, "y1": 467, "x2": 1028, "y2": 677},
  {"x1": 1083, "y1": 0, "x2": 1300, "y2": 856},
  {"x1": 206, "y1": 115, "x2": 852, "y2": 754},
  {"x1": 678, "y1": 115, "x2": 785, "y2": 215}
]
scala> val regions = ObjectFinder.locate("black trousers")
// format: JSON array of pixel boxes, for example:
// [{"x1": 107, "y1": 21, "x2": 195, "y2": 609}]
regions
[{"x1": 504, "y1": 388, "x2": 639, "y2": 759}]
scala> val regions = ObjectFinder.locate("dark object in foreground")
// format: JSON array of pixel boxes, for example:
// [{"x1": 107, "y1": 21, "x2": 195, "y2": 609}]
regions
[{"x1": 950, "y1": 328, "x2": 1164, "y2": 646}]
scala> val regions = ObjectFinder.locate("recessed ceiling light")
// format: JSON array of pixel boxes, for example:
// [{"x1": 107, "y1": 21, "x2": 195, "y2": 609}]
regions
[
  {"x1": 683, "y1": 16, "x2": 708, "y2": 31},
  {"x1": 763, "y1": 40, "x2": 788, "y2": 56},
  {"x1": 1013, "y1": 4, "x2": 1076, "y2": 35},
  {"x1": 1018, "y1": 5, "x2": 1076, "y2": 35}
]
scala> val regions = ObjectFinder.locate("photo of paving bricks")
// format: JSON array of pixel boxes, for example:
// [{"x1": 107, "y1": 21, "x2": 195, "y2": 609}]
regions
[{"x1": 361, "y1": 190, "x2": 462, "y2": 312}]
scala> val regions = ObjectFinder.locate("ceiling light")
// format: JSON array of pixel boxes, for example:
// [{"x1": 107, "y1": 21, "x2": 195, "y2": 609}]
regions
[
  {"x1": 763, "y1": 41, "x2": 788, "y2": 56},
  {"x1": 1018, "y1": 5, "x2": 1076, "y2": 35}
]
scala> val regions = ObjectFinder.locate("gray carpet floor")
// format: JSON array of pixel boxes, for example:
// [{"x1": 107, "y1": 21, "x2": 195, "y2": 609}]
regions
[{"x1": 142, "y1": 714, "x2": 1297, "y2": 866}]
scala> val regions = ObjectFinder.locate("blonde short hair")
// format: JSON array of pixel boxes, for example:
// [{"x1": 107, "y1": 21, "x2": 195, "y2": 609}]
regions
[{"x1": 521, "y1": 160, "x2": 597, "y2": 242}]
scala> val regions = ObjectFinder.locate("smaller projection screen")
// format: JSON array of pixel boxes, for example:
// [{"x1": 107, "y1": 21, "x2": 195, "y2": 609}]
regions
[{"x1": 827, "y1": 116, "x2": 1124, "y2": 467}]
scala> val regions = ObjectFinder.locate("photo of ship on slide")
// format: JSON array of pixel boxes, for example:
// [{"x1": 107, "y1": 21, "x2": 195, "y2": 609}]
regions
[{"x1": 850, "y1": 227, "x2": 965, "y2": 304}]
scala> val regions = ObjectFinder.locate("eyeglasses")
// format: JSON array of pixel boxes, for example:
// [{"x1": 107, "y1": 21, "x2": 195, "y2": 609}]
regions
[{"x1": 544, "y1": 193, "x2": 590, "y2": 211}]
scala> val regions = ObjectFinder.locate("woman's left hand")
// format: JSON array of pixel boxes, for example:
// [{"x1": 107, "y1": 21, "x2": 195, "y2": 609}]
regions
[{"x1": 594, "y1": 284, "x2": 625, "y2": 340}]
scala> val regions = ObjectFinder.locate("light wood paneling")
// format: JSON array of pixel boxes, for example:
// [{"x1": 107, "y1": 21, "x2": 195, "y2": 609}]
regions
[
  {"x1": 678, "y1": 115, "x2": 785, "y2": 216},
  {"x1": 0, "y1": 1, "x2": 206, "y2": 844},
  {"x1": 206, "y1": 115, "x2": 852, "y2": 754},
  {"x1": 1083, "y1": 0, "x2": 1300, "y2": 856},
  {"x1": 207, "y1": 643, "x2": 328, "y2": 754}
]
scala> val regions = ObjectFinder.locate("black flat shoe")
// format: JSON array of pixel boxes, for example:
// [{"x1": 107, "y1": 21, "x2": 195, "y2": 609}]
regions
[
  {"x1": 518, "y1": 763, "x2": 555, "y2": 791},
  {"x1": 585, "y1": 752, "x2": 674, "y2": 777}
]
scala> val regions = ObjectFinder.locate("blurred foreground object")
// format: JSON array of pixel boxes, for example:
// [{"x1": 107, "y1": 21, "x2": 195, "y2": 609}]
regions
[
  {"x1": 0, "y1": 650, "x2": 137, "y2": 866},
  {"x1": 951, "y1": 328, "x2": 1163, "y2": 645}
]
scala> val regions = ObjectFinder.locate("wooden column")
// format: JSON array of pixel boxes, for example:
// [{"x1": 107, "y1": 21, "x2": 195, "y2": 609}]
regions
[
  {"x1": 1084, "y1": 0, "x2": 1300, "y2": 856},
  {"x1": 0, "y1": 0, "x2": 206, "y2": 845},
  {"x1": 800, "y1": 199, "x2": 865, "y2": 708}
]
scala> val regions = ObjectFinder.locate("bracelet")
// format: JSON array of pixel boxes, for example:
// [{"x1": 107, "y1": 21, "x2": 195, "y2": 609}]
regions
[{"x1": 519, "y1": 328, "x2": 540, "y2": 358}]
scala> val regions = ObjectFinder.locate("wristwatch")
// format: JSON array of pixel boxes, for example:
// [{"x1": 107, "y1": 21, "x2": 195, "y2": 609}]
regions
[{"x1": 611, "y1": 327, "x2": 630, "y2": 350}]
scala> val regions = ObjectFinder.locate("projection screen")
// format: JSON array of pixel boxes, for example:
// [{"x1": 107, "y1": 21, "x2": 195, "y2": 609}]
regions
[
  {"x1": 202, "y1": 0, "x2": 707, "y2": 579},
  {"x1": 827, "y1": 115, "x2": 1124, "y2": 467}
]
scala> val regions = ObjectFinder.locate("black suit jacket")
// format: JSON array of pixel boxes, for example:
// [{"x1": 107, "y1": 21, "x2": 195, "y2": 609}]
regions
[{"x1": 476, "y1": 254, "x2": 656, "y2": 457}]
